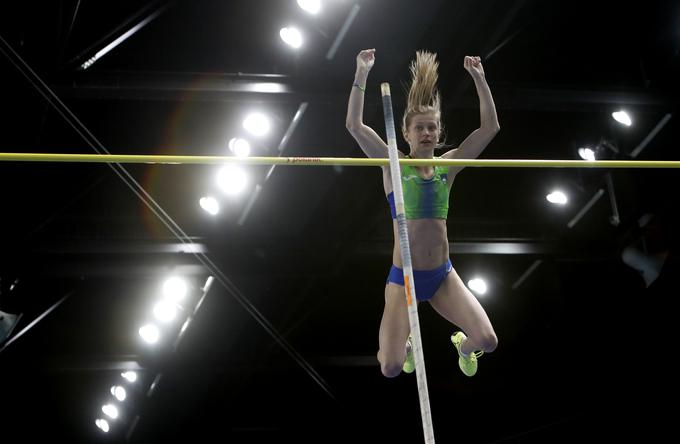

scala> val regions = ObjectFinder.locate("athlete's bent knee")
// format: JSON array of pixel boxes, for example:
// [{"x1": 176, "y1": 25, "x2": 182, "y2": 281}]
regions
[{"x1": 381, "y1": 362, "x2": 403, "y2": 378}]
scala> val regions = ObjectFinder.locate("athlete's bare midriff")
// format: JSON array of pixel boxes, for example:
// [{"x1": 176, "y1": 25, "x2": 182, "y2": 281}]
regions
[{"x1": 391, "y1": 218, "x2": 449, "y2": 270}]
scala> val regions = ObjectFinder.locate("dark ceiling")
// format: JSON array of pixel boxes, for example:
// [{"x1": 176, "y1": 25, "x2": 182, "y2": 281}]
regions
[{"x1": 1, "y1": 1, "x2": 678, "y2": 443}]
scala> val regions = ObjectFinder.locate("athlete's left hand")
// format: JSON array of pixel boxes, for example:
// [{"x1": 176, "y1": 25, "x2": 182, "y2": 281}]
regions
[{"x1": 463, "y1": 56, "x2": 485, "y2": 78}]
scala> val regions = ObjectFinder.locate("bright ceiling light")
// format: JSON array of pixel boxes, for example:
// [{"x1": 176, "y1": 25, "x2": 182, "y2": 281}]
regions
[
  {"x1": 163, "y1": 277, "x2": 188, "y2": 301},
  {"x1": 138, "y1": 324, "x2": 160, "y2": 344},
  {"x1": 297, "y1": 0, "x2": 321, "y2": 14},
  {"x1": 546, "y1": 190, "x2": 568, "y2": 205},
  {"x1": 612, "y1": 110, "x2": 632, "y2": 126},
  {"x1": 199, "y1": 196, "x2": 219, "y2": 215},
  {"x1": 217, "y1": 165, "x2": 247, "y2": 195},
  {"x1": 102, "y1": 403, "x2": 119, "y2": 420},
  {"x1": 153, "y1": 300, "x2": 177, "y2": 323},
  {"x1": 280, "y1": 27, "x2": 303, "y2": 49},
  {"x1": 228, "y1": 137, "x2": 251, "y2": 157},
  {"x1": 121, "y1": 371, "x2": 137, "y2": 383},
  {"x1": 243, "y1": 113, "x2": 270, "y2": 137},
  {"x1": 467, "y1": 278, "x2": 487, "y2": 295},
  {"x1": 578, "y1": 147, "x2": 596, "y2": 161},
  {"x1": 110, "y1": 385, "x2": 127, "y2": 402},
  {"x1": 95, "y1": 419, "x2": 110, "y2": 433}
]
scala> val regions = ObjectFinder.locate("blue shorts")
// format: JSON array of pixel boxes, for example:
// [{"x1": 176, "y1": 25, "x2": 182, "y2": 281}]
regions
[{"x1": 386, "y1": 259, "x2": 453, "y2": 302}]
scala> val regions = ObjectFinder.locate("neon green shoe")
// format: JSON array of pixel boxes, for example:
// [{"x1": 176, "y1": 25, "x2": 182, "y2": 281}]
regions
[
  {"x1": 403, "y1": 336, "x2": 415, "y2": 374},
  {"x1": 451, "y1": 331, "x2": 483, "y2": 377}
]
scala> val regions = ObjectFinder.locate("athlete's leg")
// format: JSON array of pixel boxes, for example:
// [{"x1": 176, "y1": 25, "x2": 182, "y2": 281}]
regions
[
  {"x1": 429, "y1": 266, "x2": 497, "y2": 355},
  {"x1": 377, "y1": 283, "x2": 412, "y2": 378}
]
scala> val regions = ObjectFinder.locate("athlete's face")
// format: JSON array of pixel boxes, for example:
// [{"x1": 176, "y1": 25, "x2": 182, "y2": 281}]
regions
[{"x1": 405, "y1": 112, "x2": 440, "y2": 152}]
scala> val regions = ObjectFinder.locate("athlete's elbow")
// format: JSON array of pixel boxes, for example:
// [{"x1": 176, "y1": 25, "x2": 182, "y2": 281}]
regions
[
  {"x1": 480, "y1": 123, "x2": 500, "y2": 140},
  {"x1": 346, "y1": 121, "x2": 364, "y2": 138},
  {"x1": 486, "y1": 122, "x2": 500, "y2": 134}
]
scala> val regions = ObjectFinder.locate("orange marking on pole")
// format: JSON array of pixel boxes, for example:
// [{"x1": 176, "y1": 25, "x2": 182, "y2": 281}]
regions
[{"x1": 405, "y1": 275, "x2": 413, "y2": 306}]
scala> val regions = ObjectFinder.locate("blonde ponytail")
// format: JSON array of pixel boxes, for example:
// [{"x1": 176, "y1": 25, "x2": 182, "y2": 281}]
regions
[{"x1": 402, "y1": 50, "x2": 443, "y2": 139}]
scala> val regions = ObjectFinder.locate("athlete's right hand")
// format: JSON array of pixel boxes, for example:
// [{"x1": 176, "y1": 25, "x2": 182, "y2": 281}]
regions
[{"x1": 356, "y1": 49, "x2": 375, "y2": 72}]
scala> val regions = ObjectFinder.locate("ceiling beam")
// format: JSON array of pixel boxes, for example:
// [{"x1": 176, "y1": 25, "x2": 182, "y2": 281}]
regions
[
  {"x1": 54, "y1": 73, "x2": 674, "y2": 111},
  {"x1": 355, "y1": 239, "x2": 612, "y2": 259}
]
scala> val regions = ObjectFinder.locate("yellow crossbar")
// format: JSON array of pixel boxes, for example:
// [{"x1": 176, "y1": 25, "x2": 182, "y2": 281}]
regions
[{"x1": 0, "y1": 153, "x2": 678, "y2": 168}]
